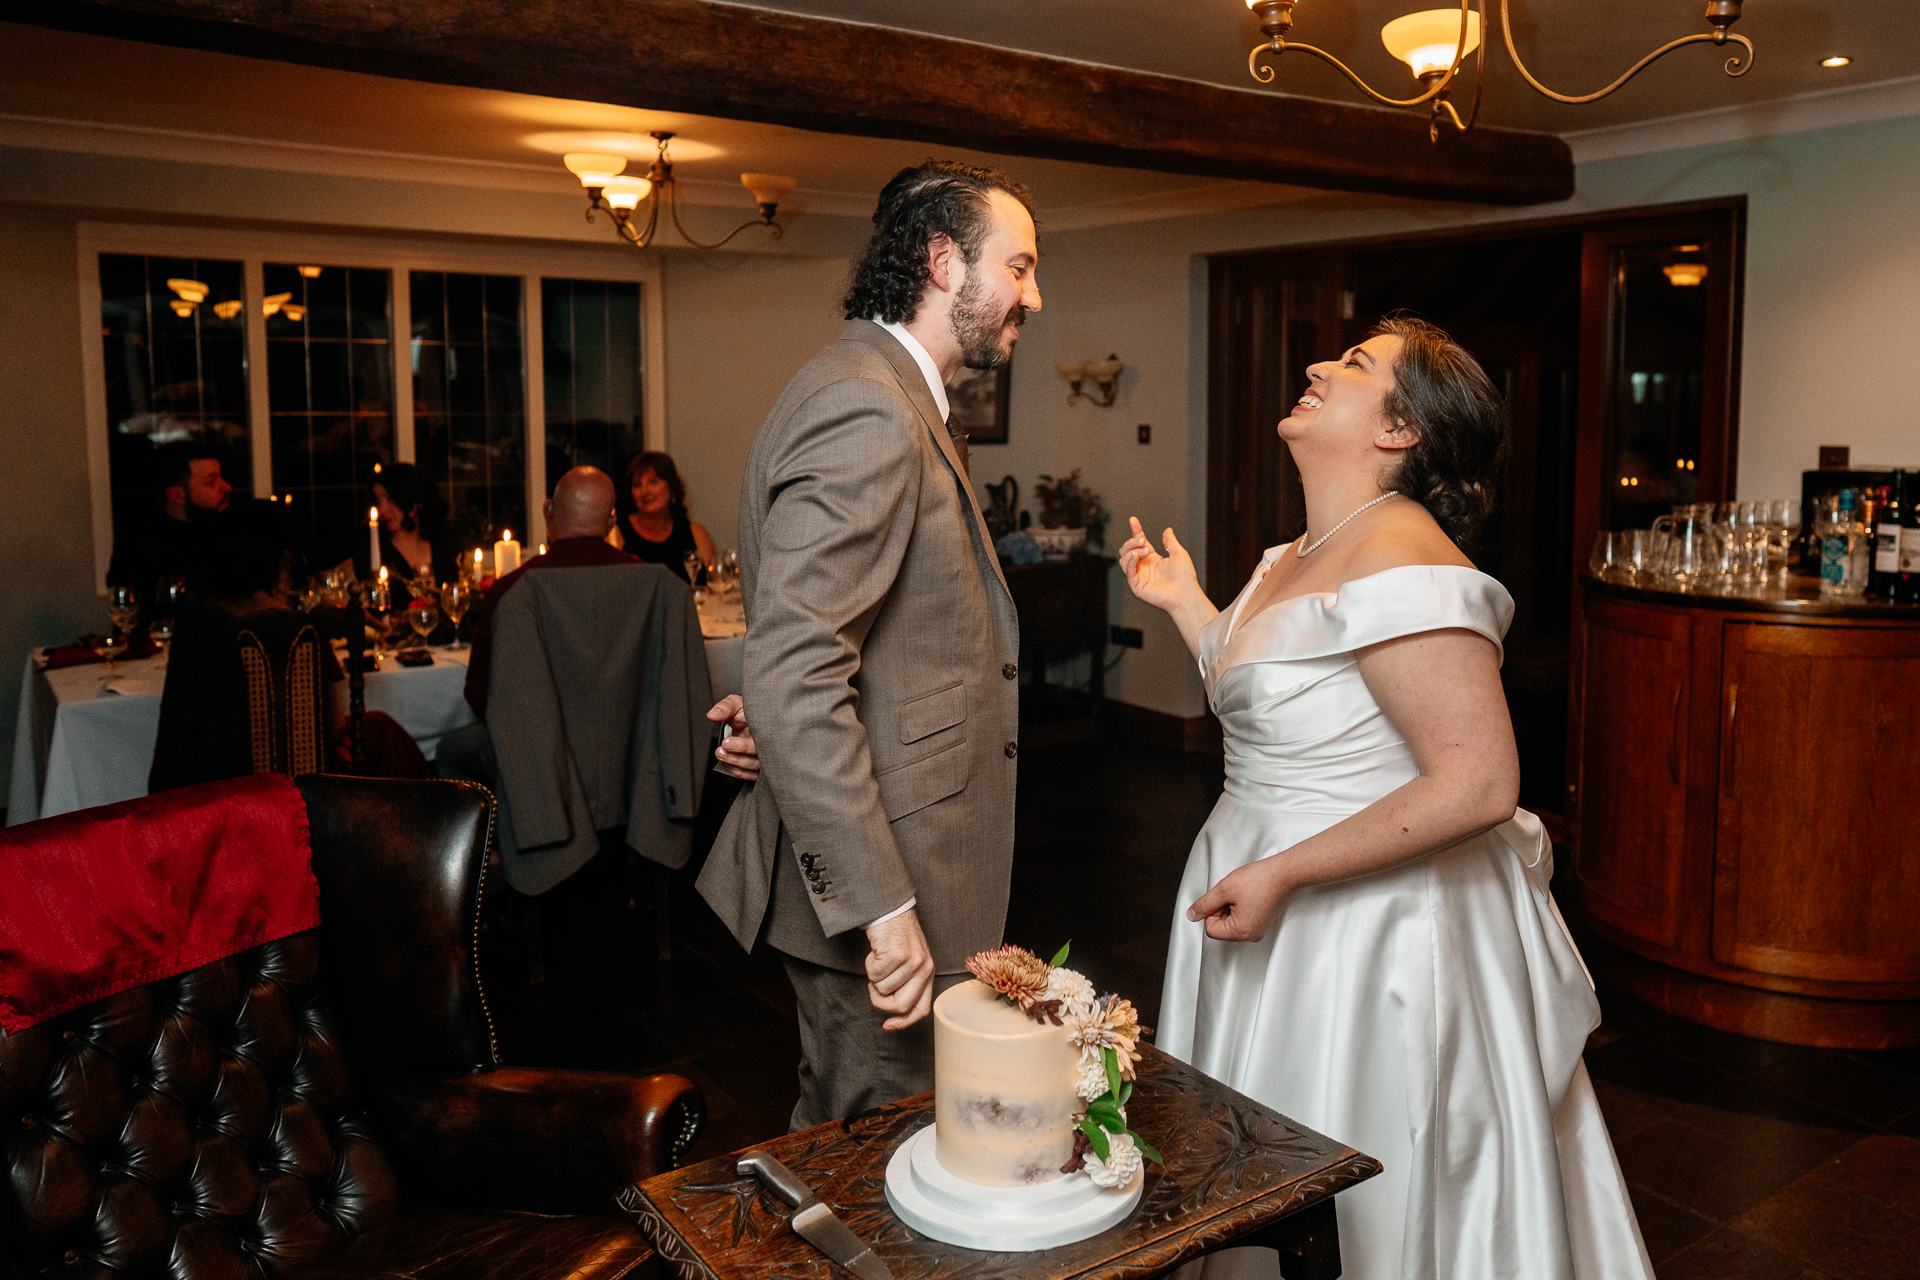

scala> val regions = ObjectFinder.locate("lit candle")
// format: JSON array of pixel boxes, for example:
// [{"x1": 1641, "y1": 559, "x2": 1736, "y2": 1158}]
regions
[
  {"x1": 368, "y1": 505, "x2": 381, "y2": 578},
  {"x1": 493, "y1": 529, "x2": 521, "y2": 579},
  {"x1": 471, "y1": 548, "x2": 485, "y2": 583},
  {"x1": 536, "y1": 544, "x2": 547, "y2": 557}
]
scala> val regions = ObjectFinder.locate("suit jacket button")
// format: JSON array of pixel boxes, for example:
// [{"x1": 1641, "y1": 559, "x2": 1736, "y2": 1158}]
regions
[
  {"x1": 1002, "y1": 662, "x2": 1017, "y2": 680},
  {"x1": 810, "y1": 881, "x2": 826, "y2": 895},
  {"x1": 1004, "y1": 740, "x2": 1018, "y2": 759}
]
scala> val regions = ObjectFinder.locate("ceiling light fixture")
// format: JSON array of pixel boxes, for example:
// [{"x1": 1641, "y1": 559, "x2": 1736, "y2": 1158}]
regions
[
  {"x1": 563, "y1": 132, "x2": 797, "y2": 250},
  {"x1": 1663, "y1": 263, "x2": 1709, "y2": 287},
  {"x1": 1821, "y1": 55, "x2": 1852, "y2": 68},
  {"x1": 1242, "y1": 0, "x2": 1755, "y2": 140}
]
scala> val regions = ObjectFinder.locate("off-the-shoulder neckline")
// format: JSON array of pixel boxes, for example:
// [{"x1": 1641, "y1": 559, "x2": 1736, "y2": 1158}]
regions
[{"x1": 1221, "y1": 559, "x2": 1497, "y2": 650}]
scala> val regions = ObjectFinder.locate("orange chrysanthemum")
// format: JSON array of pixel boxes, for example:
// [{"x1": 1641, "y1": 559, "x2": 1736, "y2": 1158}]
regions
[{"x1": 966, "y1": 945, "x2": 1051, "y2": 1012}]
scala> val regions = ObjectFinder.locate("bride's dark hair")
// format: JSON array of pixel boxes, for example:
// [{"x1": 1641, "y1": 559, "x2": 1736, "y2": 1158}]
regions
[{"x1": 1371, "y1": 314, "x2": 1508, "y2": 548}]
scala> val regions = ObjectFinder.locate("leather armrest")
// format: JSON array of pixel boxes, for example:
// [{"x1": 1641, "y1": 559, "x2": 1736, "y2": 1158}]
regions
[{"x1": 364, "y1": 1067, "x2": 704, "y2": 1214}]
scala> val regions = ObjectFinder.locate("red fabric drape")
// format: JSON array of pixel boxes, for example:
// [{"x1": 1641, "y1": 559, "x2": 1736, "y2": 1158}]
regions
[{"x1": 0, "y1": 775, "x2": 317, "y2": 1032}]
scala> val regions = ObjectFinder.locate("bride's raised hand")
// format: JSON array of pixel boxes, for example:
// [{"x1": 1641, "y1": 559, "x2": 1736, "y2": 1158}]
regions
[
  {"x1": 1186, "y1": 857, "x2": 1294, "y2": 942},
  {"x1": 1118, "y1": 517, "x2": 1199, "y2": 614}
]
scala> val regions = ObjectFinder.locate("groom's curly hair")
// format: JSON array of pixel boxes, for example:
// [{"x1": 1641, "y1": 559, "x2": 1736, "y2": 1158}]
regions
[
  {"x1": 1371, "y1": 314, "x2": 1509, "y2": 549},
  {"x1": 842, "y1": 161, "x2": 1036, "y2": 325}
]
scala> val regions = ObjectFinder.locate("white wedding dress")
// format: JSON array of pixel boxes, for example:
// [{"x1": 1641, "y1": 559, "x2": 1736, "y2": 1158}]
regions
[{"x1": 1161, "y1": 556, "x2": 1654, "y2": 1280}]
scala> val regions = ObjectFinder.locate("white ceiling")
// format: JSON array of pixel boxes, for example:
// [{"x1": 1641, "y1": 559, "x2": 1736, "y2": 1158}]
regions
[{"x1": 2, "y1": 3, "x2": 1916, "y2": 231}]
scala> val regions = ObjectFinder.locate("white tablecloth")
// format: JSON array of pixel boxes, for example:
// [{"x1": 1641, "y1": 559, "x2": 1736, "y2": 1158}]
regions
[{"x1": 8, "y1": 608, "x2": 745, "y2": 826}]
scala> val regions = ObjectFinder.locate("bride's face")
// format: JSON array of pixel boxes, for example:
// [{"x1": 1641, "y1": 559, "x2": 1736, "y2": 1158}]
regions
[{"x1": 1280, "y1": 334, "x2": 1404, "y2": 451}]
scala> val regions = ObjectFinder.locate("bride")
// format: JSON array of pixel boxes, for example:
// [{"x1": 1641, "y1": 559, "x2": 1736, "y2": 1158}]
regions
[{"x1": 1120, "y1": 317, "x2": 1653, "y2": 1280}]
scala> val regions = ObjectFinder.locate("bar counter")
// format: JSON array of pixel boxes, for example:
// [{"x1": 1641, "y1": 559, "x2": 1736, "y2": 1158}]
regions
[{"x1": 1573, "y1": 572, "x2": 1920, "y2": 1048}]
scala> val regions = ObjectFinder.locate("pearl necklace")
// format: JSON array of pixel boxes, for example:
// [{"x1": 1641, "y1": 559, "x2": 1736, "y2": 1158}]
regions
[{"x1": 1295, "y1": 491, "x2": 1401, "y2": 558}]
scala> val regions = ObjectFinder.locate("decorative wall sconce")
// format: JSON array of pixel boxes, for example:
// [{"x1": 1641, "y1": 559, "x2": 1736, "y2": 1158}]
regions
[
  {"x1": 564, "y1": 132, "x2": 798, "y2": 251},
  {"x1": 1056, "y1": 355, "x2": 1125, "y2": 407},
  {"x1": 1241, "y1": 0, "x2": 1755, "y2": 140}
]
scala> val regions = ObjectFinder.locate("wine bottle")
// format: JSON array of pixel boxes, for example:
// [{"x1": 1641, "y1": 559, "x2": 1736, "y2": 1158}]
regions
[
  {"x1": 1873, "y1": 472, "x2": 1907, "y2": 598},
  {"x1": 1901, "y1": 473, "x2": 1920, "y2": 604}
]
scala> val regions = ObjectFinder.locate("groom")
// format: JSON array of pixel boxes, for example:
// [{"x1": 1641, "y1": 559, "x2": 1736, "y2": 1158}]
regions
[{"x1": 698, "y1": 161, "x2": 1038, "y2": 1128}]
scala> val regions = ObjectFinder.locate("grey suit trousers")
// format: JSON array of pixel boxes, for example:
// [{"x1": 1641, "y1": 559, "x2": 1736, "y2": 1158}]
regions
[{"x1": 781, "y1": 952, "x2": 966, "y2": 1131}]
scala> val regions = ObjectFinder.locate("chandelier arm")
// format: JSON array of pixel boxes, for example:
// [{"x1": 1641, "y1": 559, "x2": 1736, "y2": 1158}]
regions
[
  {"x1": 1251, "y1": 40, "x2": 1457, "y2": 108},
  {"x1": 1455, "y1": 0, "x2": 1487, "y2": 131},
  {"x1": 1497, "y1": 0, "x2": 1754, "y2": 105},
  {"x1": 664, "y1": 180, "x2": 773, "y2": 251}
]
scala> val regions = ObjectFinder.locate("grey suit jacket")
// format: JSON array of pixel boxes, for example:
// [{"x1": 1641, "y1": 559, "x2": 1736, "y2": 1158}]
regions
[
  {"x1": 697, "y1": 320, "x2": 1021, "y2": 974},
  {"x1": 489, "y1": 565, "x2": 713, "y2": 894}
]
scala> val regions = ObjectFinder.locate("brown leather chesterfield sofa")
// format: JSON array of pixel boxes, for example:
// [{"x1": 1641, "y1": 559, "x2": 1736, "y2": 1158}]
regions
[{"x1": 0, "y1": 777, "x2": 702, "y2": 1279}]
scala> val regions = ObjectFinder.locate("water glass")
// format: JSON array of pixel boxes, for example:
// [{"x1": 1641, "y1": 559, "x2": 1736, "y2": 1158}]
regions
[
  {"x1": 1589, "y1": 531, "x2": 1622, "y2": 580},
  {"x1": 1624, "y1": 529, "x2": 1663, "y2": 580}
]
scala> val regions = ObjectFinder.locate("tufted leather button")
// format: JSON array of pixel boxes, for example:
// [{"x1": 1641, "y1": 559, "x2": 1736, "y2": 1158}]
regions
[
  {"x1": 1004, "y1": 740, "x2": 1018, "y2": 758},
  {"x1": 1003, "y1": 662, "x2": 1017, "y2": 679},
  {"x1": 62, "y1": 1028, "x2": 76, "y2": 1041},
  {"x1": 64, "y1": 1250, "x2": 77, "y2": 1263},
  {"x1": 20, "y1": 1114, "x2": 32, "y2": 1128}
]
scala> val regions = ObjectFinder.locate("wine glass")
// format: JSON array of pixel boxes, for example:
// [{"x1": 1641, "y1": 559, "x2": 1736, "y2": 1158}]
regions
[
  {"x1": 1771, "y1": 498, "x2": 1801, "y2": 579},
  {"x1": 440, "y1": 581, "x2": 471, "y2": 651},
  {"x1": 408, "y1": 599, "x2": 441, "y2": 650},
  {"x1": 108, "y1": 586, "x2": 140, "y2": 638},
  {"x1": 94, "y1": 629, "x2": 128, "y2": 673},
  {"x1": 366, "y1": 581, "x2": 393, "y2": 661},
  {"x1": 682, "y1": 549, "x2": 704, "y2": 588},
  {"x1": 147, "y1": 617, "x2": 173, "y2": 659}
]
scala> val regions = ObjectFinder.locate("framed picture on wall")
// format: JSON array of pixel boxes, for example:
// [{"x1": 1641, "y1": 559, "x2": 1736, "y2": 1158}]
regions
[{"x1": 944, "y1": 352, "x2": 1011, "y2": 446}]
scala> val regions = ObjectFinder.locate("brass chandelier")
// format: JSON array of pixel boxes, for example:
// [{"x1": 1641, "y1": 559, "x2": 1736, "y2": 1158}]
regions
[
  {"x1": 1242, "y1": 0, "x2": 1755, "y2": 139},
  {"x1": 564, "y1": 131, "x2": 798, "y2": 250}
]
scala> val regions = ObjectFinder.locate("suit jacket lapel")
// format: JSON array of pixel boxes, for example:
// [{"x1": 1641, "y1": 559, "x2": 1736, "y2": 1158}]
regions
[{"x1": 842, "y1": 321, "x2": 1013, "y2": 602}]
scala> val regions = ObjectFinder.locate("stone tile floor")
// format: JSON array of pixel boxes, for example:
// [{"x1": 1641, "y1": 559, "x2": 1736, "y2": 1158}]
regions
[{"x1": 481, "y1": 737, "x2": 1920, "y2": 1279}]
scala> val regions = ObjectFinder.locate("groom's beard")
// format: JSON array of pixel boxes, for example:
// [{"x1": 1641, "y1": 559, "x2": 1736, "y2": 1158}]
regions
[{"x1": 950, "y1": 272, "x2": 1023, "y2": 371}]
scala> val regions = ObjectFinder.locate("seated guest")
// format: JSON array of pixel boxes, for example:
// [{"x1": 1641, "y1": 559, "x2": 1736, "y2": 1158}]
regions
[
  {"x1": 460, "y1": 465, "x2": 637, "y2": 721},
  {"x1": 612, "y1": 451, "x2": 717, "y2": 581},
  {"x1": 370, "y1": 461, "x2": 459, "y2": 601},
  {"x1": 150, "y1": 500, "x2": 431, "y2": 790},
  {"x1": 106, "y1": 440, "x2": 232, "y2": 612}
]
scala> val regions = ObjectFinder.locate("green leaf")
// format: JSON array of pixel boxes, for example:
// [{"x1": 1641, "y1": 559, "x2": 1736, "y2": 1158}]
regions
[
  {"x1": 1079, "y1": 1116, "x2": 1110, "y2": 1162},
  {"x1": 1103, "y1": 1046, "x2": 1122, "y2": 1098},
  {"x1": 1130, "y1": 1133, "x2": 1165, "y2": 1166},
  {"x1": 1049, "y1": 940, "x2": 1072, "y2": 967},
  {"x1": 1117, "y1": 1081, "x2": 1133, "y2": 1107},
  {"x1": 1087, "y1": 1099, "x2": 1125, "y2": 1131}
]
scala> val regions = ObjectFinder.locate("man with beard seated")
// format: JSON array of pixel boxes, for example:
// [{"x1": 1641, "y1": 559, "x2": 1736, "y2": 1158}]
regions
[{"x1": 107, "y1": 440, "x2": 232, "y2": 614}]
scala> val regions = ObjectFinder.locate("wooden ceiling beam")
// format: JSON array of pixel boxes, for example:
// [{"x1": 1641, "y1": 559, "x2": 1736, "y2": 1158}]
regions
[{"x1": 4, "y1": 0, "x2": 1575, "y2": 205}]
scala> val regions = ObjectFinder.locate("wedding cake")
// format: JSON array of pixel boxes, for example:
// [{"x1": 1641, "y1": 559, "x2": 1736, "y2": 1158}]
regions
[
  {"x1": 885, "y1": 944, "x2": 1160, "y2": 1250},
  {"x1": 932, "y1": 979, "x2": 1078, "y2": 1185}
]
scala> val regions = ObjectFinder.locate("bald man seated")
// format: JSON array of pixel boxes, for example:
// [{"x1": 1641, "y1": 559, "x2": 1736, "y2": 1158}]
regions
[{"x1": 438, "y1": 466, "x2": 760, "y2": 795}]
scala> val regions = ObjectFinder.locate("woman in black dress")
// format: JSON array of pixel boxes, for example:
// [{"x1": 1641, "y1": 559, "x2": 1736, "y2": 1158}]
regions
[
  {"x1": 369, "y1": 462, "x2": 459, "y2": 601},
  {"x1": 613, "y1": 450, "x2": 717, "y2": 582}
]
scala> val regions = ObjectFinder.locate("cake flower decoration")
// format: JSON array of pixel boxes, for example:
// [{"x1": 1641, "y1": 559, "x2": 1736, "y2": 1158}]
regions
[{"x1": 965, "y1": 940, "x2": 1163, "y2": 1179}]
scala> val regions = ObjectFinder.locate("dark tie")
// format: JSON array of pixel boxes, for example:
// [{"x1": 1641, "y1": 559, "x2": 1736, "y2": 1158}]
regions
[{"x1": 946, "y1": 423, "x2": 971, "y2": 480}]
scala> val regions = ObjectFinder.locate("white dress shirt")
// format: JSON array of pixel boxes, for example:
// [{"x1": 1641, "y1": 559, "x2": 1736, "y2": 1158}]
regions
[{"x1": 877, "y1": 319, "x2": 950, "y2": 423}]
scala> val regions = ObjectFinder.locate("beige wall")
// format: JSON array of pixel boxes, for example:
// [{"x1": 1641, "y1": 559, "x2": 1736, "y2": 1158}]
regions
[{"x1": 4, "y1": 109, "x2": 1918, "y2": 799}]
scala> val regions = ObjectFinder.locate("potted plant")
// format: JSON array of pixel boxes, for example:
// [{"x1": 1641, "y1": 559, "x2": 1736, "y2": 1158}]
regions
[{"x1": 1031, "y1": 471, "x2": 1110, "y2": 558}]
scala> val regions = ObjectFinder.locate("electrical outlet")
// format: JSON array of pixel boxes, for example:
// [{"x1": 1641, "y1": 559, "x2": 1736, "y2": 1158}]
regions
[
  {"x1": 1137, "y1": 423, "x2": 1151, "y2": 444},
  {"x1": 1110, "y1": 625, "x2": 1144, "y2": 649}
]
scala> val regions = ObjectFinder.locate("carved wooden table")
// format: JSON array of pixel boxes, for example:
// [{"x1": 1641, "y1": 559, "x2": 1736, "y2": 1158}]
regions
[{"x1": 620, "y1": 1045, "x2": 1380, "y2": 1280}]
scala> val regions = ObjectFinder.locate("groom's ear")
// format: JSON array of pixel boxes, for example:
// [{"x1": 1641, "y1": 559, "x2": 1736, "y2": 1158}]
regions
[{"x1": 926, "y1": 232, "x2": 958, "y2": 294}]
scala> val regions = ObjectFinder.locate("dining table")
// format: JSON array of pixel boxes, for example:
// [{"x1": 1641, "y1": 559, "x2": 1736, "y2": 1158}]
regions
[{"x1": 7, "y1": 590, "x2": 747, "y2": 827}]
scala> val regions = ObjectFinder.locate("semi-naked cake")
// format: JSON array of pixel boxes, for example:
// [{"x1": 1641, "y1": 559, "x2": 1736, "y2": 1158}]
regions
[{"x1": 932, "y1": 979, "x2": 1078, "y2": 1185}]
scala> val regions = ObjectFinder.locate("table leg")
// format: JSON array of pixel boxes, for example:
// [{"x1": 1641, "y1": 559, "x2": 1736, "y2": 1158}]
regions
[{"x1": 1240, "y1": 1196, "x2": 1342, "y2": 1280}]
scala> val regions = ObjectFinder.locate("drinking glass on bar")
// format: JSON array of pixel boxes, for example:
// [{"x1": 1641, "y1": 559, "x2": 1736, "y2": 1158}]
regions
[{"x1": 1589, "y1": 531, "x2": 1621, "y2": 580}]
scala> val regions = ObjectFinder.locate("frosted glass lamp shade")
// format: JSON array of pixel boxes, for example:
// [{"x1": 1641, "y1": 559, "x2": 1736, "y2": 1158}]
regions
[
  {"x1": 741, "y1": 173, "x2": 798, "y2": 205},
  {"x1": 1381, "y1": 8, "x2": 1481, "y2": 78},
  {"x1": 602, "y1": 176, "x2": 652, "y2": 209},
  {"x1": 1662, "y1": 263, "x2": 1709, "y2": 287},
  {"x1": 563, "y1": 152, "x2": 628, "y2": 187},
  {"x1": 168, "y1": 299, "x2": 195, "y2": 317},
  {"x1": 1087, "y1": 357, "x2": 1125, "y2": 380},
  {"x1": 166, "y1": 277, "x2": 209, "y2": 303},
  {"x1": 1055, "y1": 361, "x2": 1090, "y2": 381}
]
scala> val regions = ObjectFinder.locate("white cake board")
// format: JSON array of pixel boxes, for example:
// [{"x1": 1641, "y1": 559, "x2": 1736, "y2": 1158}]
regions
[{"x1": 884, "y1": 1125, "x2": 1143, "y2": 1252}]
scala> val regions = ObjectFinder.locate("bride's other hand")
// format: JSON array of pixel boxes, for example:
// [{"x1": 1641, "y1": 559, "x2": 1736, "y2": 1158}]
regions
[
  {"x1": 1186, "y1": 857, "x2": 1294, "y2": 942},
  {"x1": 1118, "y1": 516, "x2": 1197, "y2": 611}
]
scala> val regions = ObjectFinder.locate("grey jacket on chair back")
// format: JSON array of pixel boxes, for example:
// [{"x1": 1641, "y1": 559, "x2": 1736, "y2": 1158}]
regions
[
  {"x1": 488, "y1": 564, "x2": 713, "y2": 894},
  {"x1": 698, "y1": 320, "x2": 1021, "y2": 974}
]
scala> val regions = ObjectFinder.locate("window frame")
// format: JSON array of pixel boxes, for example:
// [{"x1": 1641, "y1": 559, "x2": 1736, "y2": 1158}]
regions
[{"x1": 76, "y1": 223, "x2": 666, "y2": 592}]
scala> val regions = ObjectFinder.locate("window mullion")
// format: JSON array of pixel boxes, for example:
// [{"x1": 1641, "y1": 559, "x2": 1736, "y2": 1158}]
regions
[{"x1": 243, "y1": 259, "x2": 272, "y2": 499}]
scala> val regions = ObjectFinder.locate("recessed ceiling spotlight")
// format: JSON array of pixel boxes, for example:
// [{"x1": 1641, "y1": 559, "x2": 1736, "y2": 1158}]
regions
[{"x1": 1821, "y1": 55, "x2": 1852, "y2": 68}]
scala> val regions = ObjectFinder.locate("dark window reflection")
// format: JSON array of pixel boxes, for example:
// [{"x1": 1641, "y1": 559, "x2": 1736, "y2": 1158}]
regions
[
  {"x1": 263, "y1": 262, "x2": 395, "y2": 569},
  {"x1": 542, "y1": 278, "x2": 645, "y2": 489},
  {"x1": 99, "y1": 253, "x2": 252, "y2": 548},
  {"x1": 1607, "y1": 246, "x2": 1708, "y2": 530},
  {"x1": 412, "y1": 271, "x2": 526, "y2": 550}
]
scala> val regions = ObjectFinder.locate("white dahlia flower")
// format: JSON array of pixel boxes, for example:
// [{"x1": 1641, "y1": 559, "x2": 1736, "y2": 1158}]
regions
[
  {"x1": 1045, "y1": 966, "x2": 1097, "y2": 1019},
  {"x1": 1074, "y1": 1055, "x2": 1111, "y2": 1102},
  {"x1": 1083, "y1": 1129, "x2": 1142, "y2": 1189}
]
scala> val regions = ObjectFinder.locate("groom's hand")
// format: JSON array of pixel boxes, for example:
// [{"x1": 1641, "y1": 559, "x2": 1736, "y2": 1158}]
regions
[
  {"x1": 866, "y1": 909, "x2": 936, "y2": 1030},
  {"x1": 705, "y1": 694, "x2": 760, "y2": 781}
]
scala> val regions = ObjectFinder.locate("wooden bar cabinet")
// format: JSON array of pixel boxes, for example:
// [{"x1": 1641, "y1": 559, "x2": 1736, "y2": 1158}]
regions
[{"x1": 1572, "y1": 573, "x2": 1920, "y2": 1048}]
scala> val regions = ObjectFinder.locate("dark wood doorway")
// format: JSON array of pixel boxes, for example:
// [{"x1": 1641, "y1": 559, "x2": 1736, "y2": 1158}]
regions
[{"x1": 1206, "y1": 199, "x2": 1744, "y2": 825}]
